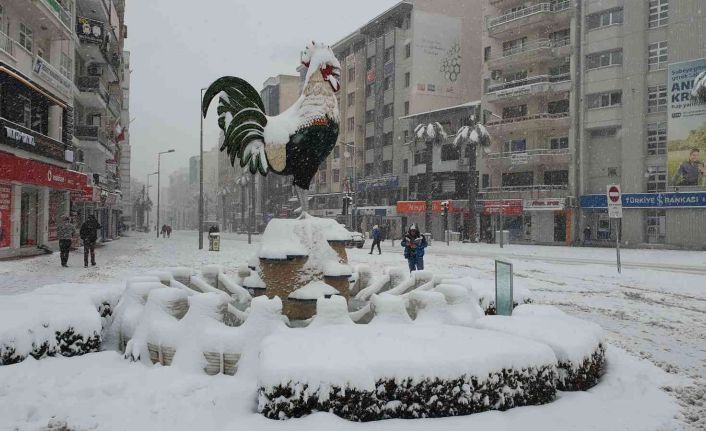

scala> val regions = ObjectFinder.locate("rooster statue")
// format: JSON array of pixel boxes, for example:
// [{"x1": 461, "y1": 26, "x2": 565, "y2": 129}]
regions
[{"x1": 202, "y1": 41, "x2": 341, "y2": 212}]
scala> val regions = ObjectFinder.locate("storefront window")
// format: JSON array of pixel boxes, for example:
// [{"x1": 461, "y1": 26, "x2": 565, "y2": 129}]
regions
[
  {"x1": 645, "y1": 210, "x2": 666, "y2": 244},
  {"x1": 20, "y1": 188, "x2": 39, "y2": 247}
]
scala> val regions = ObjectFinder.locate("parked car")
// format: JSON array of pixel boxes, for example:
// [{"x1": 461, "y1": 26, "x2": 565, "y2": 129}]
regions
[{"x1": 346, "y1": 231, "x2": 365, "y2": 249}]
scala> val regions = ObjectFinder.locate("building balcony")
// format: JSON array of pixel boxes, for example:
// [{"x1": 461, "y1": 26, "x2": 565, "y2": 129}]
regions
[
  {"x1": 0, "y1": 31, "x2": 14, "y2": 59},
  {"x1": 76, "y1": 76, "x2": 109, "y2": 109},
  {"x1": 486, "y1": 38, "x2": 571, "y2": 69},
  {"x1": 107, "y1": 95, "x2": 122, "y2": 117},
  {"x1": 489, "y1": 0, "x2": 525, "y2": 8},
  {"x1": 36, "y1": 0, "x2": 73, "y2": 34},
  {"x1": 484, "y1": 148, "x2": 571, "y2": 170},
  {"x1": 486, "y1": 1, "x2": 573, "y2": 38},
  {"x1": 479, "y1": 184, "x2": 570, "y2": 200},
  {"x1": 75, "y1": 124, "x2": 115, "y2": 155},
  {"x1": 485, "y1": 74, "x2": 571, "y2": 103},
  {"x1": 485, "y1": 112, "x2": 570, "y2": 135},
  {"x1": 3, "y1": 40, "x2": 73, "y2": 101}
]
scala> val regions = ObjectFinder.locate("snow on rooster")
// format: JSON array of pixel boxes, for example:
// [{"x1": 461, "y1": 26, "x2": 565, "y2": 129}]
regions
[{"x1": 201, "y1": 41, "x2": 342, "y2": 212}]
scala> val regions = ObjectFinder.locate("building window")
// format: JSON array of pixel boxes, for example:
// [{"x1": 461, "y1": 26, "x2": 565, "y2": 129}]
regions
[
  {"x1": 348, "y1": 66, "x2": 355, "y2": 82},
  {"x1": 587, "y1": 8, "x2": 623, "y2": 30},
  {"x1": 482, "y1": 174, "x2": 490, "y2": 189},
  {"x1": 333, "y1": 169, "x2": 340, "y2": 183},
  {"x1": 648, "y1": 41, "x2": 668, "y2": 71},
  {"x1": 333, "y1": 146, "x2": 340, "y2": 159},
  {"x1": 589, "y1": 127, "x2": 619, "y2": 138},
  {"x1": 586, "y1": 49, "x2": 623, "y2": 70},
  {"x1": 549, "y1": 61, "x2": 570, "y2": 77},
  {"x1": 586, "y1": 91, "x2": 622, "y2": 109},
  {"x1": 502, "y1": 104, "x2": 527, "y2": 119},
  {"x1": 646, "y1": 122, "x2": 667, "y2": 155},
  {"x1": 384, "y1": 75, "x2": 393, "y2": 91},
  {"x1": 503, "y1": 138, "x2": 526, "y2": 153},
  {"x1": 441, "y1": 144, "x2": 460, "y2": 161},
  {"x1": 383, "y1": 103, "x2": 393, "y2": 118},
  {"x1": 502, "y1": 172, "x2": 533, "y2": 187},
  {"x1": 383, "y1": 132, "x2": 393, "y2": 146},
  {"x1": 484, "y1": 46, "x2": 491, "y2": 61},
  {"x1": 366, "y1": 56, "x2": 374, "y2": 70},
  {"x1": 647, "y1": 85, "x2": 667, "y2": 113},
  {"x1": 365, "y1": 110, "x2": 374, "y2": 123},
  {"x1": 382, "y1": 160, "x2": 392, "y2": 174},
  {"x1": 364, "y1": 163, "x2": 374, "y2": 176},
  {"x1": 384, "y1": 47, "x2": 394, "y2": 63},
  {"x1": 60, "y1": 52, "x2": 72, "y2": 79},
  {"x1": 403, "y1": 158, "x2": 408, "y2": 173},
  {"x1": 548, "y1": 99, "x2": 570, "y2": 114},
  {"x1": 544, "y1": 170, "x2": 569, "y2": 185},
  {"x1": 347, "y1": 93, "x2": 355, "y2": 107},
  {"x1": 404, "y1": 72, "x2": 410, "y2": 88},
  {"x1": 19, "y1": 23, "x2": 33, "y2": 52},
  {"x1": 365, "y1": 137, "x2": 375, "y2": 150},
  {"x1": 646, "y1": 166, "x2": 667, "y2": 192},
  {"x1": 502, "y1": 37, "x2": 527, "y2": 55},
  {"x1": 404, "y1": 101, "x2": 409, "y2": 116},
  {"x1": 550, "y1": 28, "x2": 570, "y2": 46},
  {"x1": 645, "y1": 209, "x2": 666, "y2": 243},
  {"x1": 405, "y1": 43, "x2": 411, "y2": 59},
  {"x1": 504, "y1": 69, "x2": 528, "y2": 83},
  {"x1": 549, "y1": 137, "x2": 569, "y2": 149},
  {"x1": 347, "y1": 117, "x2": 355, "y2": 132},
  {"x1": 648, "y1": 0, "x2": 669, "y2": 28},
  {"x1": 319, "y1": 171, "x2": 327, "y2": 184},
  {"x1": 366, "y1": 84, "x2": 373, "y2": 98}
]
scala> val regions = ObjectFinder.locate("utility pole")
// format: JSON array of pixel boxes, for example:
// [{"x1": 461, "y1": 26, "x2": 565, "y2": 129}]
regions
[
  {"x1": 146, "y1": 172, "x2": 157, "y2": 232},
  {"x1": 199, "y1": 87, "x2": 206, "y2": 249},
  {"x1": 248, "y1": 174, "x2": 255, "y2": 245}
]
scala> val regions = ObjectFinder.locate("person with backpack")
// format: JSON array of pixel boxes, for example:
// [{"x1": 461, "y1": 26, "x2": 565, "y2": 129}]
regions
[
  {"x1": 80, "y1": 214, "x2": 101, "y2": 267},
  {"x1": 401, "y1": 224, "x2": 427, "y2": 272},
  {"x1": 369, "y1": 225, "x2": 382, "y2": 255}
]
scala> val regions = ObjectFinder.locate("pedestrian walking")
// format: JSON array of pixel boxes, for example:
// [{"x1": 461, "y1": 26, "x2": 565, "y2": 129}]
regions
[
  {"x1": 166, "y1": 225, "x2": 172, "y2": 238},
  {"x1": 57, "y1": 216, "x2": 75, "y2": 267},
  {"x1": 161, "y1": 224, "x2": 167, "y2": 238},
  {"x1": 401, "y1": 224, "x2": 427, "y2": 272},
  {"x1": 583, "y1": 225, "x2": 592, "y2": 246},
  {"x1": 80, "y1": 214, "x2": 101, "y2": 268},
  {"x1": 369, "y1": 225, "x2": 382, "y2": 255}
]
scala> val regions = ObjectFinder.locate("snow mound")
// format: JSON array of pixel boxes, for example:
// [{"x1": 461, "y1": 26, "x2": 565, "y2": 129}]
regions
[
  {"x1": 369, "y1": 294, "x2": 411, "y2": 324},
  {"x1": 513, "y1": 303, "x2": 567, "y2": 317},
  {"x1": 201, "y1": 265, "x2": 223, "y2": 278},
  {"x1": 112, "y1": 282, "x2": 166, "y2": 349},
  {"x1": 408, "y1": 290, "x2": 447, "y2": 323},
  {"x1": 432, "y1": 284, "x2": 485, "y2": 325},
  {"x1": 258, "y1": 213, "x2": 352, "y2": 260},
  {"x1": 288, "y1": 280, "x2": 340, "y2": 300},
  {"x1": 162, "y1": 267, "x2": 194, "y2": 280},
  {"x1": 323, "y1": 261, "x2": 353, "y2": 277},
  {"x1": 309, "y1": 296, "x2": 354, "y2": 326},
  {"x1": 143, "y1": 271, "x2": 173, "y2": 285}
]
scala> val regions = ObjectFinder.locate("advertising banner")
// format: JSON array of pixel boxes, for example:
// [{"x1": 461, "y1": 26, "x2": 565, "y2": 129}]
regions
[
  {"x1": 580, "y1": 192, "x2": 706, "y2": 209},
  {"x1": 412, "y1": 11, "x2": 462, "y2": 98},
  {"x1": 483, "y1": 199, "x2": 523, "y2": 216},
  {"x1": 667, "y1": 58, "x2": 706, "y2": 186},
  {"x1": 0, "y1": 184, "x2": 11, "y2": 248},
  {"x1": 0, "y1": 152, "x2": 87, "y2": 191},
  {"x1": 76, "y1": 16, "x2": 105, "y2": 44}
]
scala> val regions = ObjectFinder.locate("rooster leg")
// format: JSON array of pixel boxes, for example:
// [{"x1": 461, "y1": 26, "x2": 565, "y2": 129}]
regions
[{"x1": 296, "y1": 186, "x2": 309, "y2": 215}]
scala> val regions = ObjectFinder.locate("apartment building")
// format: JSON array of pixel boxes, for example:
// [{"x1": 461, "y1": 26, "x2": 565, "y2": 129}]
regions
[
  {"x1": 119, "y1": 49, "x2": 131, "y2": 228},
  {"x1": 309, "y1": 0, "x2": 483, "y2": 235},
  {"x1": 72, "y1": 0, "x2": 127, "y2": 240},
  {"x1": 0, "y1": 0, "x2": 81, "y2": 258},
  {"x1": 480, "y1": 0, "x2": 706, "y2": 248}
]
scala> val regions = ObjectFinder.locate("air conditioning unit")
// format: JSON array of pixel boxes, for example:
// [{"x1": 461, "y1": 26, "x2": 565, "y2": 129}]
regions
[{"x1": 87, "y1": 65, "x2": 102, "y2": 76}]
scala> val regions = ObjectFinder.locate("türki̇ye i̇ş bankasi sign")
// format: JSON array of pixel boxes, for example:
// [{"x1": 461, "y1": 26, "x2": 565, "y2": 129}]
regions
[{"x1": 580, "y1": 192, "x2": 706, "y2": 209}]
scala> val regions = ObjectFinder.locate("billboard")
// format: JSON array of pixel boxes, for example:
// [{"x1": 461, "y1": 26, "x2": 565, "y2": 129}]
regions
[
  {"x1": 412, "y1": 11, "x2": 462, "y2": 98},
  {"x1": 668, "y1": 58, "x2": 706, "y2": 186}
]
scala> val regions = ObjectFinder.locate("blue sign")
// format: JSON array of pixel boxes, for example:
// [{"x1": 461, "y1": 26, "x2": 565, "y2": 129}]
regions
[
  {"x1": 383, "y1": 62, "x2": 395, "y2": 77},
  {"x1": 357, "y1": 176, "x2": 399, "y2": 192},
  {"x1": 580, "y1": 192, "x2": 706, "y2": 209}
]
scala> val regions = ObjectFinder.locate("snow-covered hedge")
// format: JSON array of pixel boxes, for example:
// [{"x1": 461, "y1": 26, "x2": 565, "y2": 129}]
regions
[
  {"x1": 258, "y1": 324, "x2": 558, "y2": 421},
  {"x1": 0, "y1": 283, "x2": 122, "y2": 365},
  {"x1": 476, "y1": 305, "x2": 605, "y2": 391},
  {"x1": 440, "y1": 277, "x2": 533, "y2": 315}
]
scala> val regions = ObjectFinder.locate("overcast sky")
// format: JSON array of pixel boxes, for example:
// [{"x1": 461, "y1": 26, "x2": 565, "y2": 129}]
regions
[{"x1": 124, "y1": 0, "x2": 399, "y2": 198}]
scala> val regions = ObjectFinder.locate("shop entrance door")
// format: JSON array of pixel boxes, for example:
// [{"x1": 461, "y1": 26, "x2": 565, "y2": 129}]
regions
[
  {"x1": 20, "y1": 188, "x2": 39, "y2": 246},
  {"x1": 554, "y1": 213, "x2": 567, "y2": 242}
]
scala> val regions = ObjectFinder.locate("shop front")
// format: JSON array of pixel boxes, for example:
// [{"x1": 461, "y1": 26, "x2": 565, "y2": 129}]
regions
[
  {"x1": 523, "y1": 198, "x2": 572, "y2": 245},
  {"x1": 0, "y1": 152, "x2": 88, "y2": 258},
  {"x1": 395, "y1": 200, "x2": 468, "y2": 240}
]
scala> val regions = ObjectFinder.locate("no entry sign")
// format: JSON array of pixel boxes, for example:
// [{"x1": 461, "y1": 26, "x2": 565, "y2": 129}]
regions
[{"x1": 607, "y1": 184, "x2": 623, "y2": 218}]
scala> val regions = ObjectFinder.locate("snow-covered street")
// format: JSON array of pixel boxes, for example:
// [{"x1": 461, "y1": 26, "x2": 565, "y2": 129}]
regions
[{"x1": 1, "y1": 232, "x2": 704, "y2": 430}]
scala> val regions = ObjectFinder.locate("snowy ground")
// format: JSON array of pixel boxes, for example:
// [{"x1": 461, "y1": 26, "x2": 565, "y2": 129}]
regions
[{"x1": 1, "y1": 231, "x2": 704, "y2": 430}]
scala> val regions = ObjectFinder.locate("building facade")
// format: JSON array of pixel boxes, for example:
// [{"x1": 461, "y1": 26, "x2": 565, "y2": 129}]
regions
[{"x1": 480, "y1": 0, "x2": 706, "y2": 249}]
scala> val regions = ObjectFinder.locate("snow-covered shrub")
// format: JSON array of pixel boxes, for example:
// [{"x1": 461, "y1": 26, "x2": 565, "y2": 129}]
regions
[
  {"x1": 448, "y1": 277, "x2": 533, "y2": 315},
  {"x1": 258, "y1": 324, "x2": 557, "y2": 421},
  {"x1": 474, "y1": 308, "x2": 605, "y2": 391},
  {"x1": 432, "y1": 284, "x2": 485, "y2": 325}
]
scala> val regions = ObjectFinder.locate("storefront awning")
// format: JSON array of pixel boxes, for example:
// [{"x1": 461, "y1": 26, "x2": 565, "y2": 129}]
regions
[{"x1": 0, "y1": 151, "x2": 87, "y2": 191}]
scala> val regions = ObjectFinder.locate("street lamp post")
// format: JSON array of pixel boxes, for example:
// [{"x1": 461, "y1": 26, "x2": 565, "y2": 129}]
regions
[
  {"x1": 199, "y1": 87, "x2": 207, "y2": 249},
  {"x1": 344, "y1": 142, "x2": 356, "y2": 231},
  {"x1": 156, "y1": 149, "x2": 176, "y2": 238},
  {"x1": 146, "y1": 172, "x2": 157, "y2": 232}
]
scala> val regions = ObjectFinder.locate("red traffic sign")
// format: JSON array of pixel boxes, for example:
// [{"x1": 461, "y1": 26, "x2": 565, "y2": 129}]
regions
[{"x1": 607, "y1": 185, "x2": 621, "y2": 203}]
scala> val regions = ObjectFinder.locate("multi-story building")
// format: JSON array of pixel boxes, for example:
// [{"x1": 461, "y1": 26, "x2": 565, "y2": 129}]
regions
[
  {"x1": 0, "y1": 0, "x2": 82, "y2": 258},
  {"x1": 72, "y1": 0, "x2": 127, "y2": 240},
  {"x1": 119, "y1": 50, "x2": 131, "y2": 228},
  {"x1": 308, "y1": 0, "x2": 483, "y2": 236},
  {"x1": 480, "y1": 0, "x2": 706, "y2": 249}
]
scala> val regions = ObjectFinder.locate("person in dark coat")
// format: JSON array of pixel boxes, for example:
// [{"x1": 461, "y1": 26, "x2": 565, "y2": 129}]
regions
[
  {"x1": 401, "y1": 224, "x2": 427, "y2": 272},
  {"x1": 80, "y1": 215, "x2": 101, "y2": 267},
  {"x1": 369, "y1": 225, "x2": 382, "y2": 255},
  {"x1": 583, "y1": 225, "x2": 592, "y2": 245},
  {"x1": 166, "y1": 225, "x2": 172, "y2": 238},
  {"x1": 57, "y1": 216, "x2": 76, "y2": 267}
]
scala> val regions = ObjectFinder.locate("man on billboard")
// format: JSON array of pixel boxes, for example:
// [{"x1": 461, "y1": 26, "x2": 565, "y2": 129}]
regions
[{"x1": 672, "y1": 148, "x2": 705, "y2": 186}]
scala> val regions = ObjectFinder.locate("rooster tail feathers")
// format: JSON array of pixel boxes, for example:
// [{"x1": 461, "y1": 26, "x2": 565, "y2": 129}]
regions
[{"x1": 202, "y1": 76, "x2": 269, "y2": 174}]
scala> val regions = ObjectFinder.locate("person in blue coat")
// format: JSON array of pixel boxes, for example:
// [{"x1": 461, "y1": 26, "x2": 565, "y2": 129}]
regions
[
  {"x1": 369, "y1": 225, "x2": 382, "y2": 255},
  {"x1": 401, "y1": 224, "x2": 427, "y2": 272}
]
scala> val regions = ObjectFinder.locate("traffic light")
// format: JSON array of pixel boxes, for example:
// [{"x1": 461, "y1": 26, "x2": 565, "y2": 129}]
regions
[
  {"x1": 342, "y1": 194, "x2": 353, "y2": 215},
  {"x1": 441, "y1": 200, "x2": 449, "y2": 217}
]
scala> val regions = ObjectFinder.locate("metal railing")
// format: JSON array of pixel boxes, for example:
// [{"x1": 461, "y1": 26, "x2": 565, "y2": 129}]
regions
[
  {"x1": 486, "y1": 148, "x2": 570, "y2": 159},
  {"x1": 487, "y1": 112, "x2": 569, "y2": 126},
  {"x1": 77, "y1": 76, "x2": 109, "y2": 102},
  {"x1": 0, "y1": 31, "x2": 14, "y2": 57},
  {"x1": 43, "y1": 0, "x2": 72, "y2": 29},
  {"x1": 489, "y1": 38, "x2": 570, "y2": 61},
  {"x1": 75, "y1": 124, "x2": 115, "y2": 153},
  {"x1": 487, "y1": 73, "x2": 570, "y2": 93},
  {"x1": 488, "y1": 1, "x2": 572, "y2": 29},
  {"x1": 480, "y1": 184, "x2": 568, "y2": 193}
]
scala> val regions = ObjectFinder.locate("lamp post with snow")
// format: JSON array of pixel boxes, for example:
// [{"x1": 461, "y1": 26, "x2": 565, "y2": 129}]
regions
[
  {"x1": 146, "y1": 172, "x2": 157, "y2": 232},
  {"x1": 199, "y1": 87, "x2": 207, "y2": 249},
  {"x1": 156, "y1": 149, "x2": 176, "y2": 238}
]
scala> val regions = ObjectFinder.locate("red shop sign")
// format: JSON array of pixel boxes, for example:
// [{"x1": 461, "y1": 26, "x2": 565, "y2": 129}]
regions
[
  {"x1": 0, "y1": 152, "x2": 87, "y2": 191},
  {"x1": 396, "y1": 201, "x2": 426, "y2": 213},
  {"x1": 483, "y1": 199, "x2": 523, "y2": 216}
]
